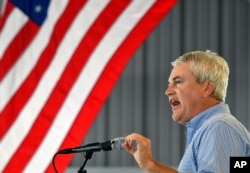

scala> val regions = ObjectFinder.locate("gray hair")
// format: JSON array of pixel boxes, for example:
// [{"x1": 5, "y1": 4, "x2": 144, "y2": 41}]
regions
[{"x1": 171, "y1": 50, "x2": 229, "y2": 102}]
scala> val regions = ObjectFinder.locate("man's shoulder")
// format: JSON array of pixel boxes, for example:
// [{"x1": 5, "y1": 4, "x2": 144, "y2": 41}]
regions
[{"x1": 196, "y1": 113, "x2": 250, "y2": 145}]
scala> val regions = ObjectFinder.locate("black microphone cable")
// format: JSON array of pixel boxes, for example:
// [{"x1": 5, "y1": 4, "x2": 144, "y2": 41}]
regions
[{"x1": 52, "y1": 151, "x2": 60, "y2": 173}]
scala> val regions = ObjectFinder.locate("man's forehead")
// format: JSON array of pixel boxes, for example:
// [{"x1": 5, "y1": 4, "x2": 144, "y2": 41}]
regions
[
  {"x1": 168, "y1": 63, "x2": 193, "y2": 81},
  {"x1": 170, "y1": 63, "x2": 190, "y2": 75}
]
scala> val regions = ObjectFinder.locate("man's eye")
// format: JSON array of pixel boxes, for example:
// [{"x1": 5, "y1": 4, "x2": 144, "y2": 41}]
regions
[
  {"x1": 168, "y1": 79, "x2": 183, "y2": 87},
  {"x1": 175, "y1": 80, "x2": 182, "y2": 84}
]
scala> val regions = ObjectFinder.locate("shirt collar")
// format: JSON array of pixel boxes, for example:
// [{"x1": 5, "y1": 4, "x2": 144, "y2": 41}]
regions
[{"x1": 185, "y1": 102, "x2": 230, "y2": 145}]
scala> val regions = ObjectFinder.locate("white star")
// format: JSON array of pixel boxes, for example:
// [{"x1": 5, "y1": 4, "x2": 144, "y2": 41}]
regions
[{"x1": 35, "y1": 5, "x2": 42, "y2": 13}]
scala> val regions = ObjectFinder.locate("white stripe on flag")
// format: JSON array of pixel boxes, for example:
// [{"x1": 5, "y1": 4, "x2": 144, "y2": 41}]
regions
[
  {"x1": 24, "y1": 0, "x2": 155, "y2": 171},
  {"x1": 0, "y1": 8, "x2": 27, "y2": 60}
]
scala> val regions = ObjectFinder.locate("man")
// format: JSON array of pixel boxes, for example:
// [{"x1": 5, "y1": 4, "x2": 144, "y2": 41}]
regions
[{"x1": 123, "y1": 50, "x2": 250, "y2": 173}]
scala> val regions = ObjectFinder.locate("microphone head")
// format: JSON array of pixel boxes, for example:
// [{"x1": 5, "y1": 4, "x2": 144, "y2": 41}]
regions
[{"x1": 111, "y1": 137, "x2": 125, "y2": 150}]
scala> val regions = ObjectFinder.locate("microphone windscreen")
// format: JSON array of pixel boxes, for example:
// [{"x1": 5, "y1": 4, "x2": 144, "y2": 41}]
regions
[{"x1": 111, "y1": 137, "x2": 125, "y2": 150}]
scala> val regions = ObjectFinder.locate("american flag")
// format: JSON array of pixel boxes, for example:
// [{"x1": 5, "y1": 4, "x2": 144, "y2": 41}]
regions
[{"x1": 0, "y1": 0, "x2": 178, "y2": 172}]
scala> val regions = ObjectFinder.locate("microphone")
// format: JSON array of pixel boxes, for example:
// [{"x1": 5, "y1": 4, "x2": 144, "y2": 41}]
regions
[{"x1": 58, "y1": 137, "x2": 125, "y2": 154}]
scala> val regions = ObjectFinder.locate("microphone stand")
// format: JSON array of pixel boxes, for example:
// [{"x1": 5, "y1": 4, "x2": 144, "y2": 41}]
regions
[{"x1": 77, "y1": 151, "x2": 93, "y2": 173}]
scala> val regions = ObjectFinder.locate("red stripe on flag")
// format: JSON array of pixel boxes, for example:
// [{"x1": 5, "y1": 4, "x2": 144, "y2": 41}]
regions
[
  {"x1": 0, "y1": 1, "x2": 14, "y2": 32},
  {"x1": 2, "y1": 1, "x2": 131, "y2": 172},
  {"x1": 0, "y1": 21, "x2": 39, "y2": 81},
  {"x1": 0, "y1": 0, "x2": 86, "y2": 140},
  {"x1": 46, "y1": 0, "x2": 178, "y2": 172}
]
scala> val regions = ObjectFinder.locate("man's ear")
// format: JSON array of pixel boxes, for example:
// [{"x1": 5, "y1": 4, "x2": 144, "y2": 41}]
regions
[{"x1": 203, "y1": 80, "x2": 216, "y2": 97}]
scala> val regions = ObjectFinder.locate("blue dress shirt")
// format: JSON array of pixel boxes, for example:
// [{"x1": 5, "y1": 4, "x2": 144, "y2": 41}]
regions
[{"x1": 178, "y1": 103, "x2": 250, "y2": 173}]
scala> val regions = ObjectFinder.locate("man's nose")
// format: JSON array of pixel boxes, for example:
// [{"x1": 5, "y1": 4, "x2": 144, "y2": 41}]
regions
[{"x1": 165, "y1": 85, "x2": 174, "y2": 96}]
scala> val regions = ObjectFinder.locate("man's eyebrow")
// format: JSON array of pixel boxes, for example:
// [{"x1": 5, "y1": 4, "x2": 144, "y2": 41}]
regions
[
  {"x1": 173, "y1": 76, "x2": 181, "y2": 80},
  {"x1": 167, "y1": 76, "x2": 181, "y2": 84}
]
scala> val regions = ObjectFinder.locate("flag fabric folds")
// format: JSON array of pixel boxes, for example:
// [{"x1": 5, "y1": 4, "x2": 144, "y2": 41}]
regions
[{"x1": 0, "y1": 0, "x2": 178, "y2": 172}]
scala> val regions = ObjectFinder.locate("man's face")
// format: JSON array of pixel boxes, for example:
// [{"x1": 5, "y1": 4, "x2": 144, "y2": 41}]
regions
[{"x1": 165, "y1": 63, "x2": 208, "y2": 125}]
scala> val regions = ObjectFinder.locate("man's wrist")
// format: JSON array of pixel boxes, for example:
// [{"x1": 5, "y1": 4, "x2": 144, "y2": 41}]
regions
[{"x1": 142, "y1": 160, "x2": 158, "y2": 173}]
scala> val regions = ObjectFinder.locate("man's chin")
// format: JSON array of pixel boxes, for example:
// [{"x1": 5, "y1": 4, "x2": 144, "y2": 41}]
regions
[
  {"x1": 172, "y1": 114, "x2": 179, "y2": 122},
  {"x1": 172, "y1": 114, "x2": 185, "y2": 125}
]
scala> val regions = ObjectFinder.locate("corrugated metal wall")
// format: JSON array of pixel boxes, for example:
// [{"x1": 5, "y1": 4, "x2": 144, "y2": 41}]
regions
[{"x1": 70, "y1": 0, "x2": 250, "y2": 169}]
